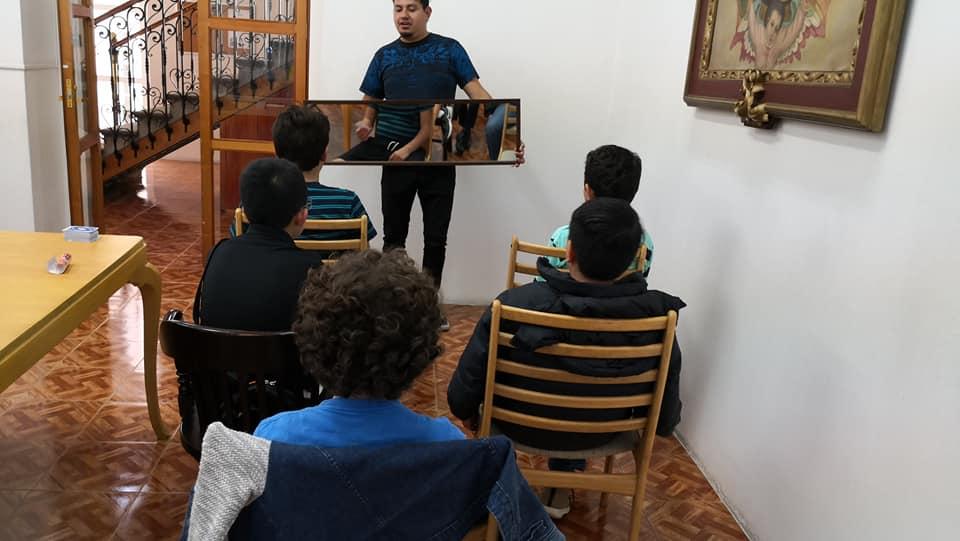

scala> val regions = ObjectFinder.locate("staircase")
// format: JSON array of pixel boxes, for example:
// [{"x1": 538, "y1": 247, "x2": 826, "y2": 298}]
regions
[{"x1": 94, "y1": 0, "x2": 297, "y2": 181}]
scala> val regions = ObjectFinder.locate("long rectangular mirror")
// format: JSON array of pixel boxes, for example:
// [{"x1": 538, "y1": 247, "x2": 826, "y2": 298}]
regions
[{"x1": 306, "y1": 99, "x2": 521, "y2": 166}]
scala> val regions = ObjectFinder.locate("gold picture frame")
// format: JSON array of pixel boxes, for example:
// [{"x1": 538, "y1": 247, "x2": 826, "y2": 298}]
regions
[{"x1": 684, "y1": 0, "x2": 907, "y2": 131}]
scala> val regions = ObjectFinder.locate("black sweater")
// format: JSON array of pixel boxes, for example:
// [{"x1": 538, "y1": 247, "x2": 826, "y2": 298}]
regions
[{"x1": 195, "y1": 224, "x2": 324, "y2": 331}]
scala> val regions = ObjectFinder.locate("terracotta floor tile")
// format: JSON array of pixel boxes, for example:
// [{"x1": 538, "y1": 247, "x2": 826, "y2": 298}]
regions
[
  {"x1": 113, "y1": 366, "x2": 180, "y2": 403},
  {"x1": 35, "y1": 365, "x2": 126, "y2": 402},
  {"x1": 161, "y1": 282, "x2": 200, "y2": 302},
  {"x1": 62, "y1": 335, "x2": 143, "y2": 371},
  {"x1": 0, "y1": 490, "x2": 26, "y2": 522},
  {"x1": 645, "y1": 498, "x2": 747, "y2": 540},
  {"x1": 40, "y1": 441, "x2": 164, "y2": 492},
  {"x1": 144, "y1": 442, "x2": 199, "y2": 493},
  {"x1": 113, "y1": 492, "x2": 190, "y2": 541},
  {"x1": 142, "y1": 251, "x2": 183, "y2": 271},
  {"x1": 0, "y1": 440, "x2": 67, "y2": 490},
  {"x1": 6, "y1": 491, "x2": 135, "y2": 540},
  {"x1": 79, "y1": 401, "x2": 179, "y2": 443},
  {"x1": 0, "y1": 400, "x2": 103, "y2": 441}
]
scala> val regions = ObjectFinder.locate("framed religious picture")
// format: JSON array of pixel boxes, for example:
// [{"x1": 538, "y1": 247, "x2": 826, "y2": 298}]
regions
[{"x1": 684, "y1": 0, "x2": 907, "y2": 131}]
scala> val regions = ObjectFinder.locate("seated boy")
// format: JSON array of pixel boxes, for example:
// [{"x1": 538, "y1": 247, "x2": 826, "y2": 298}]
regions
[
  {"x1": 266, "y1": 104, "x2": 378, "y2": 241},
  {"x1": 336, "y1": 102, "x2": 434, "y2": 162},
  {"x1": 254, "y1": 249, "x2": 464, "y2": 447},
  {"x1": 547, "y1": 145, "x2": 654, "y2": 277},
  {"x1": 196, "y1": 158, "x2": 324, "y2": 332},
  {"x1": 447, "y1": 198, "x2": 685, "y2": 518}
]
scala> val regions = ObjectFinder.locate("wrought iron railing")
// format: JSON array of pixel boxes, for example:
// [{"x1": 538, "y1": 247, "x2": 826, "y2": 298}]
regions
[{"x1": 94, "y1": 0, "x2": 295, "y2": 174}]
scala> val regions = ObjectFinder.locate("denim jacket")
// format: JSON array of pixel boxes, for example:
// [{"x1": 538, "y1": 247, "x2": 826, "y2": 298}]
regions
[{"x1": 182, "y1": 422, "x2": 563, "y2": 541}]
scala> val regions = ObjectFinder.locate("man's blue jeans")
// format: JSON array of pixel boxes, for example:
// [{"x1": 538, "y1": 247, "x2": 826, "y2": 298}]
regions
[{"x1": 484, "y1": 103, "x2": 506, "y2": 160}]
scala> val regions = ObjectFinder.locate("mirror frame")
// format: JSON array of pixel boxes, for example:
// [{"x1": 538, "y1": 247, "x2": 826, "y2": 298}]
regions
[{"x1": 307, "y1": 98, "x2": 521, "y2": 166}]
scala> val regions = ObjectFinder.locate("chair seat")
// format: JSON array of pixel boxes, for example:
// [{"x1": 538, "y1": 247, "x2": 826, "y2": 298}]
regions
[{"x1": 490, "y1": 423, "x2": 639, "y2": 459}]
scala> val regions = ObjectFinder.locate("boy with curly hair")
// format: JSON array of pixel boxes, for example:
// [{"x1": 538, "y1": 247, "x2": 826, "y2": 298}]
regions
[{"x1": 254, "y1": 249, "x2": 464, "y2": 447}]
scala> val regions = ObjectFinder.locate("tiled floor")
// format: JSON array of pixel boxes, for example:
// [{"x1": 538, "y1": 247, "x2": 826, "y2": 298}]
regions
[{"x1": 0, "y1": 160, "x2": 746, "y2": 540}]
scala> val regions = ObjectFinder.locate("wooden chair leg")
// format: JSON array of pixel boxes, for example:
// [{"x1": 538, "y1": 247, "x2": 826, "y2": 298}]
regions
[{"x1": 599, "y1": 454, "x2": 616, "y2": 506}]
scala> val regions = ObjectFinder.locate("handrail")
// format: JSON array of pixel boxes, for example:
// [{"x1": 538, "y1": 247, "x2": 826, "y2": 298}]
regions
[
  {"x1": 95, "y1": 0, "x2": 153, "y2": 24},
  {"x1": 108, "y1": 1, "x2": 199, "y2": 50}
]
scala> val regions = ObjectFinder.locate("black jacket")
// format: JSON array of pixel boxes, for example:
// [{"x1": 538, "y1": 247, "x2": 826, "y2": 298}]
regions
[
  {"x1": 194, "y1": 224, "x2": 324, "y2": 331},
  {"x1": 447, "y1": 258, "x2": 686, "y2": 450}
]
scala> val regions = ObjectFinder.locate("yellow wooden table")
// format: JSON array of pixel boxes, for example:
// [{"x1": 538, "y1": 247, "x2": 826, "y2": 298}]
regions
[{"x1": 0, "y1": 232, "x2": 168, "y2": 439}]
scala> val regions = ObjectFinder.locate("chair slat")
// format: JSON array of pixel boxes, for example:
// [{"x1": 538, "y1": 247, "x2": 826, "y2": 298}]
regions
[
  {"x1": 514, "y1": 262, "x2": 539, "y2": 276},
  {"x1": 496, "y1": 359, "x2": 658, "y2": 385},
  {"x1": 494, "y1": 383, "x2": 653, "y2": 409},
  {"x1": 501, "y1": 305, "x2": 668, "y2": 332},
  {"x1": 498, "y1": 332, "x2": 662, "y2": 359},
  {"x1": 294, "y1": 239, "x2": 362, "y2": 251},
  {"x1": 490, "y1": 407, "x2": 647, "y2": 433},
  {"x1": 515, "y1": 240, "x2": 565, "y2": 258},
  {"x1": 236, "y1": 210, "x2": 369, "y2": 253},
  {"x1": 302, "y1": 218, "x2": 367, "y2": 230},
  {"x1": 522, "y1": 469, "x2": 636, "y2": 496}
]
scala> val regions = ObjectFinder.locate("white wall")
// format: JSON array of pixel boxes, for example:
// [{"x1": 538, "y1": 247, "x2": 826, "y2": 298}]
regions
[
  {"x1": 310, "y1": 1, "x2": 960, "y2": 539},
  {"x1": 0, "y1": 1, "x2": 69, "y2": 232},
  {"x1": 21, "y1": 0, "x2": 69, "y2": 231}
]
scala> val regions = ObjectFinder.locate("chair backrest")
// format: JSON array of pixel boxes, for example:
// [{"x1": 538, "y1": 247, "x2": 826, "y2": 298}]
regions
[
  {"x1": 505, "y1": 235, "x2": 647, "y2": 289},
  {"x1": 478, "y1": 301, "x2": 677, "y2": 455},
  {"x1": 159, "y1": 310, "x2": 322, "y2": 457},
  {"x1": 234, "y1": 208, "x2": 369, "y2": 261}
]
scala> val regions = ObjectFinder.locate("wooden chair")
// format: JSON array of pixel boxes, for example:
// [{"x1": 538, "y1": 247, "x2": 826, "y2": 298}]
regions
[
  {"x1": 476, "y1": 301, "x2": 678, "y2": 540},
  {"x1": 234, "y1": 208, "x2": 368, "y2": 263},
  {"x1": 505, "y1": 235, "x2": 647, "y2": 289},
  {"x1": 159, "y1": 310, "x2": 325, "y2": 460}
]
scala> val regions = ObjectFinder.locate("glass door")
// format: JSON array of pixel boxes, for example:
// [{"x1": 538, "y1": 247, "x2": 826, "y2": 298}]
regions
[{"x1": 56, "y1": 0, "x2": 103, "y2": 228}]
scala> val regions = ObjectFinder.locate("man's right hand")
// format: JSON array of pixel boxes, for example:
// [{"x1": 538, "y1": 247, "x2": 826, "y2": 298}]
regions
[{"x1": 354, "y1": 118, "x2": 373, "y2": 141}]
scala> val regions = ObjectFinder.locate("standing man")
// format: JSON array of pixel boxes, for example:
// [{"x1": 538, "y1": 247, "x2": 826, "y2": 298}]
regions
[{"x1": 357, "y1": 0, "x2": 520, "y2": 330}]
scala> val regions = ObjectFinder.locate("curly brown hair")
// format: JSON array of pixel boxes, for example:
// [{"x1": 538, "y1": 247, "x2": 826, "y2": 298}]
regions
[{"x1": 293, "y1": 250, "x2": 442, "y2": 400}]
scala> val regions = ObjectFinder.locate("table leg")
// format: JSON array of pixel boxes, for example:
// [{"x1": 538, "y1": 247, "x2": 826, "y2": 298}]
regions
[{"x1": 131, "y1": 262, "x2": 169, "y2": 440}]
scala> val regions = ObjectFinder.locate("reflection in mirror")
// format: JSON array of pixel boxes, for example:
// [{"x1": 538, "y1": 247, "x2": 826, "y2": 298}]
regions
[{"x1": 307, "y1": 100, "x2": 520, "y2": 165}]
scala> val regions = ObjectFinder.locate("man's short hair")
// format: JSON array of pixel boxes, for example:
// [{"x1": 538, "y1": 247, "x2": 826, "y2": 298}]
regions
[
  {"x1": 584, "y1": 145, "x2": 642, "y2": 202},
  {"x1": 240, "y1": 158, "x2": 307, "y2": 229},
  {"x1": 272, "y1": 105, "x2": 331, "y2": 172},
  {"x1": 293, "y1": 249, "x2": 442, "y2": 400},
  {"x1": 394, "y1": 0, "x2": 429, "y2": 7},
  {"x1": 568, "y1": 198, "x2": 644, "y2": 281}
]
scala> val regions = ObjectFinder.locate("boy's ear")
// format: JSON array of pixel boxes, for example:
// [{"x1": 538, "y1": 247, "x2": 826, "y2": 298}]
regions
[
  {"x1": 321, "y1": 150, "x2": 328, "y2": 163},
  {"x1": 583, "y1": 183, "x2": 595, "y2": 201},
  {"x1": 295, "y1": 207, "x2": 309, "y2": 226}
]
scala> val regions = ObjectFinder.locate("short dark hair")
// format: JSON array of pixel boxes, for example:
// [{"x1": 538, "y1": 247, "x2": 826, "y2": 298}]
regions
[
  {"x1": 239, "y1": 158, "x2": 306, "y2": 228},
  {"x1": 584, "y1": 145, "x2": 642, "y2": 202},
  {"x1": 568, "y1": 198, "x2": 644, "y2": 281},
  {"x1": 394, "y1": 0, "x2": 429, "y2": 7},
  {"x1": 293, "y1": 250, "x2": 442, "y2": 400},
  {"x1": 272, "y1": 105, "x2": 331, "y2": 172}
]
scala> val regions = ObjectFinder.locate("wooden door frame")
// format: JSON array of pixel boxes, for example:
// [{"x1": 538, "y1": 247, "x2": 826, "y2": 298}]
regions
[
  {"x1": 199, "y1": 0, "x2": 311, "y2": 257},
  {"x1": 56, "y1": 0, "x2": 103, "y2": 229}
]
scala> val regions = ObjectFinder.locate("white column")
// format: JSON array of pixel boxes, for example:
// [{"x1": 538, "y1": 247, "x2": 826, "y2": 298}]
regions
[{"x1": 0, "y1": 1, "x2": 69, "y2": 232}]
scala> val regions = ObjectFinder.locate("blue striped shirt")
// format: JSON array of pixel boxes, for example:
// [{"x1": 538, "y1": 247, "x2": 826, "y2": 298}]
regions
[{"x1": 302, "y1": 183, "x2": 378, "y2": 241}]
